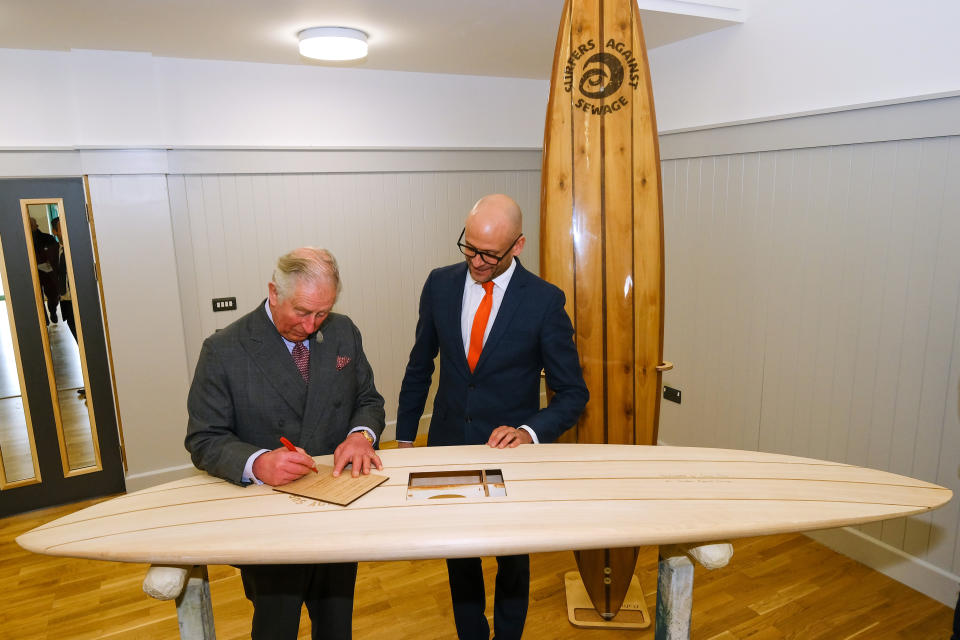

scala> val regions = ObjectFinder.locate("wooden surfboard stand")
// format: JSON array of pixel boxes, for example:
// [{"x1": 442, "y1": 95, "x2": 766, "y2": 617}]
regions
[
  {"x1": 562, "y1": 542, "x2": 733, "y2": 637},
  {"x1": 564, "y1": 571, "x2": 651, "y2": 629}
]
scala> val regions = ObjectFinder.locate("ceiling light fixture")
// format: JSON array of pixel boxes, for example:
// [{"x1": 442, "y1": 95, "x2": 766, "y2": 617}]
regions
[{"x1": 298, "y1": 27, "x2": 368, "y2": 61}]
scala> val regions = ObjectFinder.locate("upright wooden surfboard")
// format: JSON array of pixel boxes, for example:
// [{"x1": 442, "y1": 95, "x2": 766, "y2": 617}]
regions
[{"x1": 540, "y1": 0, "x2": 665, "y2": 620}]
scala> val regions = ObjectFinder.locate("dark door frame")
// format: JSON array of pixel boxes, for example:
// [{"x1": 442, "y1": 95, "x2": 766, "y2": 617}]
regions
[{"x1": 0, "y1": 177, "x2": 125, "y2": 516}]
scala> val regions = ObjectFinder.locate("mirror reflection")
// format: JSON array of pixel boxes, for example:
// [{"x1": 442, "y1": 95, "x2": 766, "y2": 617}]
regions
[
  {"x1": 0, "y1": 260, "x2": 38, "y2": 484},
  {"x1": 26, "y1": 203, "x2": 99, "y2": 473}
]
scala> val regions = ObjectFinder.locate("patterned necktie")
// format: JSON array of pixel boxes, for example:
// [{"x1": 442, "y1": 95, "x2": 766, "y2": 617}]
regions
[
  {"x1": 467, "y1": 281, "x2": 495, "y2": 373},
  {"x1": 292, "y1": 341, "x2": 309, "y2": 381}
]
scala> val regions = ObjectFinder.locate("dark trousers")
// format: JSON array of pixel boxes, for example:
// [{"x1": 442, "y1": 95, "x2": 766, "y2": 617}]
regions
[
  {"x1": 240, "y1": 562, "x2": 357, "y2": 640},
  {"x1": 446, "y1": 555, "x2": 529, "y2": 640},
  {"x1": 38, "y1": 271, "x2": 59, "y2": 322},
  {"x1": 60, "y1": 299, "x2": 77, "y2": 342}
]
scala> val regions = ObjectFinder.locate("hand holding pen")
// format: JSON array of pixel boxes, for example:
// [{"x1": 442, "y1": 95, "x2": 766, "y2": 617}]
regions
[
  {"x1": 251, "y1": 437, "x2": 319, "y2": 486},
  {"x1": 280, "y1": 437, "x2": 319, "y2": 473}
]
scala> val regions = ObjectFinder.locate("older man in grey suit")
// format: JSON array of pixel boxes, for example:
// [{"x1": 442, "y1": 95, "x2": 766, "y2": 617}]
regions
[{"x1": 186, "y1": 247, "x2": 385, "y2": 640}]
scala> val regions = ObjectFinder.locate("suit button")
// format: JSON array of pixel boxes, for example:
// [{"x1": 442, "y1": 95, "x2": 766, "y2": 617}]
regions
[
  {"x1": 468, "y1": 384, "x2": 475, "y2": 390},
  {"x1": 466, "y1": 417, "x2": 472, "y2": 423}
]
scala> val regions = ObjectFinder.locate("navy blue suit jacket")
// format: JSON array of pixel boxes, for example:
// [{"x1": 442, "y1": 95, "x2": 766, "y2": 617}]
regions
[{"x1": 396, "y1": 260, "x2": 588, "y2": 446}]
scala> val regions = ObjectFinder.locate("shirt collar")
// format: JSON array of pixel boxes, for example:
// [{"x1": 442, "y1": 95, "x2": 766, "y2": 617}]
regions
[
  {"x1": 264, "y1": 299, "x2": 305, "y2": 351},
  {"x1": 469, "y1": 257, "x2": 517, "y2": 291}
]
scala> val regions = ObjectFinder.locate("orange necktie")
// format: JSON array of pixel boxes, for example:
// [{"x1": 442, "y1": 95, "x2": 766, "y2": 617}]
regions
[{"x1": 467, "y1": 281, "x2": 494, "y2": 372}]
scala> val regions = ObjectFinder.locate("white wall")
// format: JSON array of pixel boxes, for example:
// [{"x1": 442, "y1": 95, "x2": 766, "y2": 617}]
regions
[
  {"x1": 0, "y1": 48, "x2": 549, "y2": 149},
  {"x1": 7, "y1": 0, "x2": 959, "y2": 147},
  {"x1": 658, "y1": 98, "x2": 960, "y2": 606},
  {"x1": 2, "y1": 0, "x2": 959, "y2": 604},
  {"x1": 164, "y1": 157, "x2": 542, "y2": 447},
  {"x1": 0, "y1": 149, "x2": 543, "y2": 492},
  {"x1": 157, "y1": 57, "x2": 548, "y2": 149},
  {"x1": 649, "y1": 0, "x2": 960, "y2": 132},
  {"x1": 86, "y1": 174, "x2": 193, "y2": 488},
  {"x1": 645, "y1": 0, "x2": 960, "y2": 603}
]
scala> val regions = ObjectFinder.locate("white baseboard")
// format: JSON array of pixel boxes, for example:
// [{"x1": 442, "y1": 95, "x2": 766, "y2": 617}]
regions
[
  {"x1": 806, "y1": 527, "x2": 959, "y2": 607},
  {"x1": 124, "y1": 463, "x2": 200, "y2": 492}
]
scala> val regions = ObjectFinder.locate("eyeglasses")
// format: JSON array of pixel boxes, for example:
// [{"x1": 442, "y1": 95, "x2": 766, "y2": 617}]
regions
[{"x1": 457, "y1": 228, "x2": 523, "y2": 266}]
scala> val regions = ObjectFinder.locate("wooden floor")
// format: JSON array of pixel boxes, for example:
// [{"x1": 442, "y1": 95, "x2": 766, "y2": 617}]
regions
[{"x1": 2, "y1": 498, "x2": 954, "y2": 639}]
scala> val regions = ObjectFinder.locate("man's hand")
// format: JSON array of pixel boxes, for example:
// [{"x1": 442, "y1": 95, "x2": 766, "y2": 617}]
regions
[
  {"x1": 487, "y1": 425, "x2": 532, "y2": 448},
  {"x1": 333, "y1": 432, "x2": 383, "y2": 477},
  {"x1": 397, "y1": 442, "x2": 414, "y2": 449},
  {"x1": 252, "y1": 446, "x2": 317, "y2": 486}
]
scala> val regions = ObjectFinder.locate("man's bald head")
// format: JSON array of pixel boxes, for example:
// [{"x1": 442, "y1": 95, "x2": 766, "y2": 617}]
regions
[
  {"x1": 462, "y1": 194, "x2": 525, "y2": 283},
  {"x1": 466, "y1": 194, "x2": 522, "y2": 238}
]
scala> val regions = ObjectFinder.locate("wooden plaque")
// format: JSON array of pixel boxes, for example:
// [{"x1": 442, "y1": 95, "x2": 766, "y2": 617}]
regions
[{"x1": 273, "y1": 466, "x2": 388, "y2": 506}]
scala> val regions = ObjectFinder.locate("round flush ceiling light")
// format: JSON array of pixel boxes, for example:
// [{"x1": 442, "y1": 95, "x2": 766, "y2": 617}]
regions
[{"x1": 298, "y1": 27, "x2": 368, "y2": 61}]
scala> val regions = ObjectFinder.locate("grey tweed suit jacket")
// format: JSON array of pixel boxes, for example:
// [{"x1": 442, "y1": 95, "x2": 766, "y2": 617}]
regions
[{"x1": 185, "y1": 301, "x2": 385, "y2": 485}]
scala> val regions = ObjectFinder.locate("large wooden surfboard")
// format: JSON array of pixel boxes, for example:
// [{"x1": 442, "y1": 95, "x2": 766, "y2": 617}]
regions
[
  {"x1": 17, "y1": 445, "x2": 950, "y2": 566},
  {"x1": 540, "y1": 0, "x2": 665, "y2": 618}
]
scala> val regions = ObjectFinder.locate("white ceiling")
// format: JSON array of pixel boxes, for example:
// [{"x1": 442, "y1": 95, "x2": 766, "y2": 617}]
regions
[{"x1": 0, "y1": 0, "x2": 742, "y2": 79}]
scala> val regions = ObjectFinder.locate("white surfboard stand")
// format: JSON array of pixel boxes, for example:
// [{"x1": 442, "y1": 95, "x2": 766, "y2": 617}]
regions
[
  {"x1": 144, "y1": 542, "x2": 733, "y2": 640},
  {"x1": 143, "y1": 565, "x2": 216, "y2": 640},
  {"x1": 655, "y1": 543, "x2": 733, "y2": 640}
]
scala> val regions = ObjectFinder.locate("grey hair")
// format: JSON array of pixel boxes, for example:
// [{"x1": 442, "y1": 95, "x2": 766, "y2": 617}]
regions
[{"x1": 272, "y1": 247, "x2": 342, "y2": 301}]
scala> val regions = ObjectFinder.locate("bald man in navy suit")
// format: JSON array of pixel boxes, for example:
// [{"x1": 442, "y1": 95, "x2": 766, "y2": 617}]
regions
[{"x1": 396, "y1": 194, "x2": 588, "y2": 640}]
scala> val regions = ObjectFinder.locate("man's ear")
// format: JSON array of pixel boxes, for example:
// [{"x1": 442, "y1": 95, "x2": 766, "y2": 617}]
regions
[{"x1": 512, "y1": 235, "x2": 526, "y2": 256}]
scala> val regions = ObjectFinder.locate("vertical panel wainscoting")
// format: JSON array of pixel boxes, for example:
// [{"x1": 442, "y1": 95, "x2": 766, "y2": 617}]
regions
[
  {"x1": 166, "y1": 166, "x2": 542, "y2": 441},
  {"x1": 658, "y1": 116, "x2": 960, "y2": 605},
  {"x1": 87, "y1": 174, "x2": 194, "y2": 489}
]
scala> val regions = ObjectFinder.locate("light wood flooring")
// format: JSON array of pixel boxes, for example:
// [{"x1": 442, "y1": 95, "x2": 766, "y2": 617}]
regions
[
  {"x1": 0, "y1": 314, "x2": 96, "y2": 484},
  {"x1": 2, "y1": 497, "x2": 954, "y2": 640}
]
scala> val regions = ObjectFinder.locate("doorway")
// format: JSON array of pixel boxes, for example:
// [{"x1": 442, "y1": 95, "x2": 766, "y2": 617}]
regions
[{"x1": 0, "y1": 178, "x2": 125, "y2": 517}]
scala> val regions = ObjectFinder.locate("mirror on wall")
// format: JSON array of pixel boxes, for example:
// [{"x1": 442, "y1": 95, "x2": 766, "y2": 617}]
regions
[
  {"x1": 0, "y1": 240, "x2": 40, "y2": 486},
  {"x1": 23, "y1": 201, "x2": 101, "y2": 474}
]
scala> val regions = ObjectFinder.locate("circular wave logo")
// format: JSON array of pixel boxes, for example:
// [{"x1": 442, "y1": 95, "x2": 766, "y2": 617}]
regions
[
  {"x1": 578, "y1": 52, "x2": 624, "y2": 99},
  {"x1": 563, "y1": 38, "x2": 641, "y2": 116}
]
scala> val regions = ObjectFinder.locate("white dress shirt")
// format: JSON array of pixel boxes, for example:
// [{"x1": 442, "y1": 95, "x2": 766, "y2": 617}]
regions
[{"x1": 460, "y1": 258, "x2": 517, "y2": 356}]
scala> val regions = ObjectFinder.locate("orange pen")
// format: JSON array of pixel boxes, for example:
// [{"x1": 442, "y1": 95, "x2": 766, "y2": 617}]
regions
[{"x1": 279, "y1": 436, "x2": 319, "y2": 473}]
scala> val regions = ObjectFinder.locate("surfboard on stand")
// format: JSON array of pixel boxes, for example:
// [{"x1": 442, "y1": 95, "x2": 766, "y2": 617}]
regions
[
  {"x1": 540, "y1": 0, "x2": 666, "y2": 623},
  {"x1": 17, "y1": 444, "x2": 950, "y2": 565}
]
